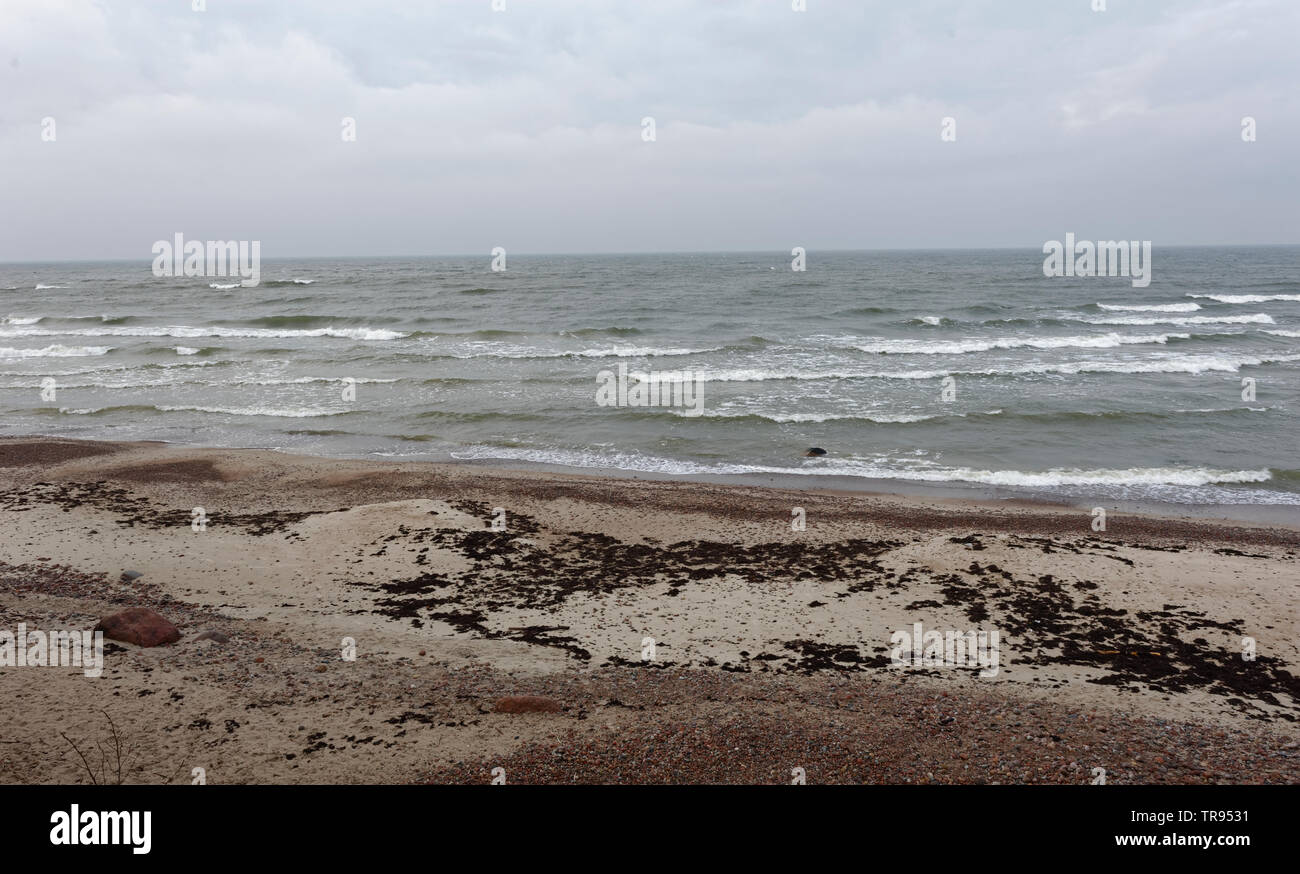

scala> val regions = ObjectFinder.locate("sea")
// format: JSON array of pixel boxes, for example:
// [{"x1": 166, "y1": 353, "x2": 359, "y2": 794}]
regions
[{"x1": 2, "y1": 247, "x2": 1298, "y2": 513}]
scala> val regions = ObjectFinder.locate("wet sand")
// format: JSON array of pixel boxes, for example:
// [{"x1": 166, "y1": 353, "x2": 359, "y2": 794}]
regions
[{"x1": 0, "y1": 436, "x2": 1297, "y2": 784}]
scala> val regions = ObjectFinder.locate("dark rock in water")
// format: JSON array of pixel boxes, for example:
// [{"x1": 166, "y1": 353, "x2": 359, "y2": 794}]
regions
[
  {"x1": 804, "y1": 447, "x2": 828, "y2": 457},
  {"x1": 95, "y1": 608, "x2": 180, "y2": 647},
  {"x1": 193, "y1": 629, "x2": 230, "y2": 644},
  {"x1": 121, "y1": 570, "x2": 143, "y2": 581}
]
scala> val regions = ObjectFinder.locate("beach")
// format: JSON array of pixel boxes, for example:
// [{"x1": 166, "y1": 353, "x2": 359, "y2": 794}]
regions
[{"x1": 1, "y1": 436, "x2": 1296, "y2": 784}]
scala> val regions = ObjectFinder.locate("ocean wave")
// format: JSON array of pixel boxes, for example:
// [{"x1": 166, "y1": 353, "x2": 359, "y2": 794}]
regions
[
  {"x1": 701, "y1": 353, "x2": 1300, "y2": 382},
  {"x1": 674, "y1": 406, "x2": 1269, "y2": 426},
  {"x1": 236, "y1": 376, "x2": 399, "y2": 386},
  {"x1": 670, "y1": 405, "x2": 1268, "y2": 429},
  {"x1": 0, "y1": 325, "x2": 407, "y2": 341},
  {"x1": 554, "y1": 345, "x2": 719, "y2": 359},
  {"x1": 1263, "y1": 330, "x2": 1300, "y2": 338},
  {"x1": 33, "y1": 284, "x2": 70, "y2": 290},
  {"x1": 677, "y1": 410, "x2": 997, "y2": 424},
  {"x1": 441, "y1": 343, "x2": 720, "y2": 359},
  {"x1": 561, "y1": 326, "x2": 645, "y2": 337},
  {"x1": 0, "y1": 344, "x2": 113, "y2": 359},
  {"x1": 414, "y1": 328, "x2": 523, "y2": 339},
  {"x1": 208, "y1": 283, "x2": 241, "y2": 290},
  {"x1": 0, "y1": 360, "x2": 230, "y2": 378},
  {"x1": 2, "y1": 316, "x2": 42, "y2": 326},
  {"x1": 1097, "y1": 302, "x2": 1200, "y2": 313},
  {"x1": 849, "y1": 332, "x2": 1187, "y2": 355},
  {"x1": 831, "y1": 306, "x2": 898, "y2": 317},
  {"x1": 237, "y1": 315, "x2": 403, "y2": 329},
  {"x1": 1189, "y1": 294, "x2": 1300, "y2": 303},
  {"x1": 49, "y1": 404, "x2": 161, "y2": 416},
  {"x1": 31, "y1": 403, "x2": 348, "y2": 418},
  {"x1": 1084, "y1": 314, "x2": 1274, "y2": 326},
  {"x1": 155, "y1": 404, "x2": 354, "y2": 418},
  {"x1": 448, "y1": 445, "x2": 1275, "y2": 490},
  {"x1": 886, "y1": 465, "x2": 1274, "y2": 488}
]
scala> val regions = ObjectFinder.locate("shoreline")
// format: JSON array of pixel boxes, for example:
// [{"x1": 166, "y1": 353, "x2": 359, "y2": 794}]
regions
[
  {"x1": 6, "y1": 431, "x2": 1299, "y2": 530},
  {"x1": 2, "y1": 435, "x2": 1297, "y2": 784}
]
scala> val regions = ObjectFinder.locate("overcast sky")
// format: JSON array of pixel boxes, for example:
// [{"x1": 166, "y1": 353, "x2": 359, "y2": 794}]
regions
[{"x1": 2, "y1": 0, "x2": 1296, "y2": 261}]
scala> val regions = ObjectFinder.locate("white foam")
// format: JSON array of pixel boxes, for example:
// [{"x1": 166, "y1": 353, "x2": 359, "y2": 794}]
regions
[
  {"x1": 910, "y1": 466, "x2": 1272, "y2": 488},
  {"x1": 238, "y1": 376, "x2": 399, "y2": 385},
  {"x1": 1084, "y1": 314, "x2": 1274, "y2": 326},
  {"x1": 208, "y1": 283, "x2": 241, "y2": 290},
  {"x1": 449, "y1": 445, "x2": 1274, "y2": 489},
  {"x1": 1189, "y1": 293, "x2": 1300, "y2": 303},
  {"x1": 155, "y1": 404, "x2": 352, "y2": 418},
  {"x1": 174, "y1": 346, "x2": 200, "y2": 355},
  {"x1": 2, "y1": 316, "x2": 42, "y2": 325},
  {"x1": 851, "y1": 332, "x2": 1185, "y2": 355},
  {"x1": 701, "y1": 353, "x2": 1300, "y2": 382},
  {"x1": 33, "y1": 284, "x2": 69, "y2": 290},
  {"x1": 0, "y1": 325, "x2": 407, "y2": 341},
  {"x1": 443, "y1": 343, "x2": 718, "y2": 359},
  {"x1": 0, "y1": 344, "x2": 112, "y2": 359},
  {"x1": 1097, "y1": 302, "x2": 1200, "y2": 313},
  {"x1": 678, "y1": 409, "x2": 1005, "y2": 424}
]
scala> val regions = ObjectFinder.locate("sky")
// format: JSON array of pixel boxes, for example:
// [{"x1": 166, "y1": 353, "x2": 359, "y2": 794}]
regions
[{"x1": 1, "y1": 0, "x2": 1297, "y2": 260}]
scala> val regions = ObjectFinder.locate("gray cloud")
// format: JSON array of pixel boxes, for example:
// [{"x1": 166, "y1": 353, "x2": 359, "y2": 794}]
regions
[{"x1": 2, "y1": 0, "x2": 1296, "y2": 260}]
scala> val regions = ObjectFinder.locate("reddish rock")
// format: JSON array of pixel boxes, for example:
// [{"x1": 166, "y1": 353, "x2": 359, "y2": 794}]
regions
[
  {"x1": 493, "y1": 695, "x2": 563, "y2": 714},
  {"x1": 94, "y1": 608, "x2": 180, "y2": 647}
]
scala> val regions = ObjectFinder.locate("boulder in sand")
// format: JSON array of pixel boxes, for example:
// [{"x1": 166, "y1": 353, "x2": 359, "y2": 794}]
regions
[
  {"x1": 95, "y1": 608, "x2": 181, "y2": 647},
  {"x1": 493, "y1": 695, "x2": 563, "y2": 714}
]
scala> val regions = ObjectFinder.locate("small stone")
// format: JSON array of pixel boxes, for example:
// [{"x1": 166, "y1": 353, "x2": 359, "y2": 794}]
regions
[
  {"x1": 193, "y1": 629, "x2": 229, "y2": 644},
  {"x1": 315, "y1": 665, "x2": 327, "y2": 673},
  {"x1": 121, "y1": 570, "x2": 143, "y2": 581}
]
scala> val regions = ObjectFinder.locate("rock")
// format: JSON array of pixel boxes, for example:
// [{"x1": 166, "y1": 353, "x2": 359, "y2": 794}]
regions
[
  {"x1": 94, "y1": 608, "x2": 180, "y2": 647},
  {"x1": 193, "y1": 629, "x2": 230, "y2": 644},
  {"x1": 804, "y1": 447, "x2": 827, "y2": 457},
  {"x1": 493, "y1": 695, "x2": 563, "y2": 714},
  {"x1": 120, "y1": 570, "x2": 143, "y2": 581}
]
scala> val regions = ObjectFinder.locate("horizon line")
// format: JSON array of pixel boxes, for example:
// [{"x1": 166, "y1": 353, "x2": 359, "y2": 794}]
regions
[{"x1": 2, "y1": 241, "x2": 1299, "y2": 266}]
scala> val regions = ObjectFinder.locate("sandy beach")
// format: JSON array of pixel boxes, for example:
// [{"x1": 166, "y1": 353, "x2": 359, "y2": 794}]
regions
[{"x1": 1, "y1": 435, "x2": 1297, "y2": 785}]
